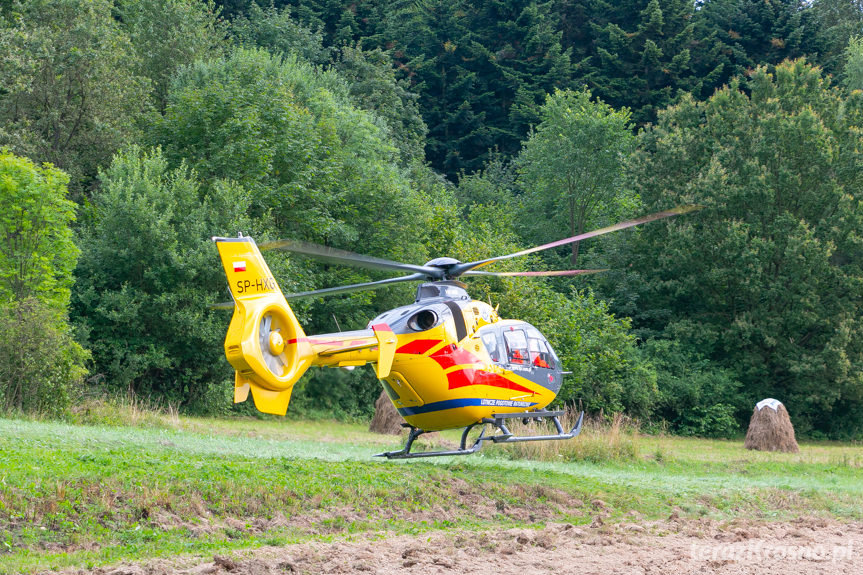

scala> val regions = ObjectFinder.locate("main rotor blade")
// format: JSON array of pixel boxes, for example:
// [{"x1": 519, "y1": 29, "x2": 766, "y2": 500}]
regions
[
  {"x1": 463, "y1": 269, "x2": 609, "y2": 277},
  {"x1": 260, "y1": 239, "x2": 441, "y2": 277},
  {"x1": 450, "y1": 204, "x2": 703, "y2": 276},
  {"x1": 283, "y1": 273, "x2": 428, "y2": 300}
]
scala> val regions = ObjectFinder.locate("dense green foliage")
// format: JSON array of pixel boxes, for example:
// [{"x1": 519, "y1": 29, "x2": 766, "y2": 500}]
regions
[
  {"x1": 1, "y1": 0, "x2": 862, "y2": 437},
  {"x1": 517, "y1": 88, "x2": 636, "y2": 266},
  {"x1": 0, "y1": 299, "x2": 88, "y2": 416},
  {"x1": 629, "y1": 59, "x2": 863, "y2": 437},
  {"x1": 73, "y1": 147, "x2": 249, "y2": 411},
  {"x1": 0, "y1": 0, "x2": 151, "y2": 193},
  {"x1": 246, "y1": 0, "x2": 863, "y2": 177},
  {"x1": 0, "y1": 151, "x2": 78, "y2": 308},
  {"x1": 116, "y1": 0, "x2": 228, "y2": 110},
  {"x1": 0, "y1": 151, "x2": 87, "y2": 414}
]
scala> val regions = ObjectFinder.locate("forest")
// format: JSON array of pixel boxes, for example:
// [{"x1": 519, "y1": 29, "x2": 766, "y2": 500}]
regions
[{"x1": 1, "y1": 0, "x2": 863, "y2": 439}]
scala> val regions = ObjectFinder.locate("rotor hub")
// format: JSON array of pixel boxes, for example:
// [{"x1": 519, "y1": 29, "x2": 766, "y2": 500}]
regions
[
  {"x1": 268, "y1": 331, "x2": 285, "y2": 356},
  {"x1": 423, "y1": 257, "x2": 463, "y2": 279}
]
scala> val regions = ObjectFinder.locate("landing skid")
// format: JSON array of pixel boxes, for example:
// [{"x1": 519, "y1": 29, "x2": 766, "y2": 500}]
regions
[{"x1": 375, "y1": 410, "x2": 584, "y2": 460}]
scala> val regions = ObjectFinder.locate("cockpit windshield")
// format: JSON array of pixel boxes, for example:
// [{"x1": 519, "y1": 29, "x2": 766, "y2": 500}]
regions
[{"x1": 478, "y1": 323, "x2": 558, "y2": 370}]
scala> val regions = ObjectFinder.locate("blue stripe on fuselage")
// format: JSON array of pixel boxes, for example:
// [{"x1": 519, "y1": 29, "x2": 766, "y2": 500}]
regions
[{"x1": 397, "y1": 398, "x2": 538, "y2": 416}]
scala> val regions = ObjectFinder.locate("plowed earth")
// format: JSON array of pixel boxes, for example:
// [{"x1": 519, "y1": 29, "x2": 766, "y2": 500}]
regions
[{"x1": 80, "y1": 516, "x2": 862, "y2": 575}]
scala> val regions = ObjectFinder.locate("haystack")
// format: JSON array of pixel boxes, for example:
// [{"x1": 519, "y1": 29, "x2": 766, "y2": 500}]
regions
[
  {"x1": 744, "y1": 398, "x2": 799, "y2": 453},
  {"x1": 368, "y1": 391, "x2": 404, "y2": 435}
]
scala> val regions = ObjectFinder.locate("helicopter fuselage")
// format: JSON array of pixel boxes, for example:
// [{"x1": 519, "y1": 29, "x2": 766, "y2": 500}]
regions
[
  {"x1": 215, "y1": 237, "x2": 565, "y2": 431},
  {"x1": 323, "y1": 282, "x2": 565, "y2": 431}
]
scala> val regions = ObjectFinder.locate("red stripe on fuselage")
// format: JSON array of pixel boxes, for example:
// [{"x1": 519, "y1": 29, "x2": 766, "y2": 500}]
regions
[
  {"x1": 429, "y1": 344, "x2": 481, "y2": 369},
  {"x1": 396, "y1": 339, "x2": 442, "y2": 355},
  {"x1": 286, "y1": 337, "x2": 371, "y2": 347},
  {"x1": 446, "y1": 369, "x2": 534, "y2": 395}
]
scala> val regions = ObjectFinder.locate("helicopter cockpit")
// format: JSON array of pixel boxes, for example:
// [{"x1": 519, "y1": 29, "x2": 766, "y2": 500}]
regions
[{"x1": 476, "y1": 321, "x2": 562, "y2": 393}]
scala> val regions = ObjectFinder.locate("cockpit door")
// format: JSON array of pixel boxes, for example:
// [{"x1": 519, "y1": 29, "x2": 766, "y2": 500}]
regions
[{"x1": 503, "y1": 328, "x2": 530, "y2": 366}]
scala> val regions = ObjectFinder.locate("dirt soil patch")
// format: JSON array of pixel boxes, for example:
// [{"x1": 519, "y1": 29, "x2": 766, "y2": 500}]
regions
[{"x1": 77, "y1": 516, "x2": 863, "y2": 575}]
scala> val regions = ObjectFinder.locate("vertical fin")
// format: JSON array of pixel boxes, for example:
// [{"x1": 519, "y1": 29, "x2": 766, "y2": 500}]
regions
[
  {"x1": 372, "y1": 323, "x2": 396, "y2": 378},
  {"x1": 213, "y1": 236, "x2": 315, "y2": 415}
]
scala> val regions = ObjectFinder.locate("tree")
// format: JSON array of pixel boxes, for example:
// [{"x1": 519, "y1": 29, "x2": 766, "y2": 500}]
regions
[
  {"x1": 230, "y1": 1, "x2": 331, "y2": 66},
  {"x1": 517, "y1": 88, "x2": 635, "y2": 267},
  {"x1": 73, "y1": 146, "x2": 251, "y2": 411},
  {"x1": 116, "y1": 0, "x2": 228, "y2": 111},
  {"x1": 809, "y1": 0, "x2": 863, "y2": 75},
  {"x1": 0, "y1": 150, "x2": 87, "y2": 416},
  {"x1": 0, "y1": 0, "x2": 150, "y2": 192},
  {"x1": 0, "y1": 150, "x2": 79, "y2": 310},
  {"x1": 629, "y1": 59, "x2": 863, "y2": 437},
  {"x1": 330, "y1": 44, "x2": 428, "y2": 165},
  {"x1": 842, "y1": 35, "x2": 863, "y2": 91},
  {"x1": 155, "y1": 48, "x2": 435, "y2": 270},
  {"x1": 581, "y1": 0, "x2": 705, "y2": 124}
]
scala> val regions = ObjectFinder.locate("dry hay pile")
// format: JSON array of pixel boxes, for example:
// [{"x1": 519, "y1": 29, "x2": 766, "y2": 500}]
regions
[
  {"x1": 368, "y1": 391, "x2": 404, "y2": 435},
  {"x1": 744, "y1": 398, "x2": 799, "y2": 453}
]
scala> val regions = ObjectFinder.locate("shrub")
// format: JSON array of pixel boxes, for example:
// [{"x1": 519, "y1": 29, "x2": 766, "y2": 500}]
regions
[
  {"x1": 0, "y1": 299, "x2": 88, "y2": 417},
  {"x1": 72, "y1": 146, "x2": 250, "y2": 413},
  {"x1": 643, "y1": 339, "x2": 745, "y2": 438}
]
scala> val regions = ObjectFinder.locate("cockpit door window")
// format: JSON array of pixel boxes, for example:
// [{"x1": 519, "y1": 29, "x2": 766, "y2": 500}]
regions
[{"x1": 503, "y1": 329, "x2": 529, "y2": 365}]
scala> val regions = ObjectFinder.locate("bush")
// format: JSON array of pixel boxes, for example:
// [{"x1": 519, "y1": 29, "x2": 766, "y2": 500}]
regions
[
  {"x1": 72, "y1": 146, "x2": 250, "y2": 413},
  {"x1": 0, "y1": 149, "x2": 86, "y2": 417},
  {"x1": 0, "y1": 149, "x2": 79, "y2": 309},
  {"x1": 0, "y1": 299, "x2": 88, "y2": 417},
  {"x1": 643, "y1": 339, "x2": 745, "y2": 438}
]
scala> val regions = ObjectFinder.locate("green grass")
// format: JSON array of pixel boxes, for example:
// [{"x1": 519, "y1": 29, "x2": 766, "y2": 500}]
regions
[{"x1": 0, "y1": 415, "x2": 861, "y2": 573}]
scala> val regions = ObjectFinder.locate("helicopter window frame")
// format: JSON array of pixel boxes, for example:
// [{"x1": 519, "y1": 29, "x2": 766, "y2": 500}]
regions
[
  {"x1": 503, "y1": 329, "x2": 529, "y2": 366},
  {"x1": 528, "y1": 337, "x2": 555, "y2": 369},
  {"x1": 479, "y1": 329, "x2": 502, "y2": 364}
]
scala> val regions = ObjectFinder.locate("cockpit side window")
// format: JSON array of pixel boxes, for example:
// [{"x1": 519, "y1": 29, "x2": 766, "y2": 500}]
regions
[
  {"x1": 480, "y1": 331, "x2": 501, "y2": 363},
  {"x1": 503, "y1": 329, "x2": 529, "y2": 365}
]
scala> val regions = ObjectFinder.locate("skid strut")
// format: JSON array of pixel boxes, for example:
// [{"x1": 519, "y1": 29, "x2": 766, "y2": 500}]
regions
[{"x1": 375, "y1": 410, "x2": 584, "y2": 460}]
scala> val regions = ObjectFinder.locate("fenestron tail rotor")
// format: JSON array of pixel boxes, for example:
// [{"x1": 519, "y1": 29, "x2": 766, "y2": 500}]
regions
[
  {"x1": 259, "y1": 313, "x2": 286, "y2": 376},
  {"x1": 211, "y1": 205, "x2": 702, "y2": 302}
]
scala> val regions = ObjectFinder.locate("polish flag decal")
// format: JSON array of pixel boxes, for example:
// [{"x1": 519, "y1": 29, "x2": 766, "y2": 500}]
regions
[{"x1": 233, "y1": 261, "x2": 247, "y2": 272}]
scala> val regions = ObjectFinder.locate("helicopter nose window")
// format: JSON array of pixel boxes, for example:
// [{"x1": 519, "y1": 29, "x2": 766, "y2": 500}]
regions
[
  {"x1": 529, "y1": 337, "x2": 555, "y2": 369},
  {"x1": 408, "y1": 309, "x2": 438, "y2": 331},
  {"x1": 503, "y1": 329, "x2": 529, "y2": 365}
]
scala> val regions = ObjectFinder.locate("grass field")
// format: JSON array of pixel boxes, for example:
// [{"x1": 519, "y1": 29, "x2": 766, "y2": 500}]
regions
[{"x1": 0, "y1": 412, "x2": 861, "y2": 573}]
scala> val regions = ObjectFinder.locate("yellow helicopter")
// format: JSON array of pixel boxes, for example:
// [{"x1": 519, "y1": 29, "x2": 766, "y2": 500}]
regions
[{"x1": 213, "y1": 205, "x2": 699, "y2": 458}]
